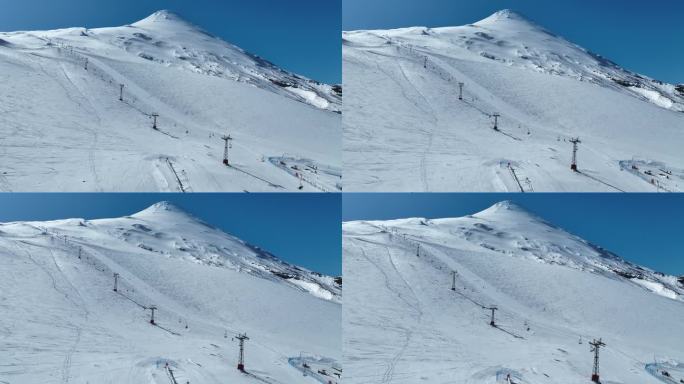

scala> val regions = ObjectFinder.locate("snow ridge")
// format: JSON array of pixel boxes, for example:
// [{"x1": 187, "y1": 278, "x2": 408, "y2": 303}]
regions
[{"x1": 133, "y1": 10, "x2": 187, "y2": 25}]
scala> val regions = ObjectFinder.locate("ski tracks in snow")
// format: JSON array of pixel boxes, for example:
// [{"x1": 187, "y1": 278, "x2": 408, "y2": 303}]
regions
[
  {"x1": 396, "y1": 61, "x2": 439, "y2": 192},
  {"x1": 352, "y1": 239, "x2": 423, "y2": 383},
  {"x1": 382, "y1": 246, "x2": 424, "y2": 384},
  {"x1": 13, "y1": 241, "x2": 89, "y2": 383},
  {"x1": 57, "y1": 60, "x2": 111, "y2": 192},
  {"x1": 371, "y1": 55, "x2": 437, "y2": 192},
  {"x1": 55, "y1": 58, "x2": 104, "y2": 191},
  {"x1": 27, "y1": 52, "x2": 104, "y2": 191},
  {"x1": 47, "y1": 248, "x2": 90, "y2": 384}
]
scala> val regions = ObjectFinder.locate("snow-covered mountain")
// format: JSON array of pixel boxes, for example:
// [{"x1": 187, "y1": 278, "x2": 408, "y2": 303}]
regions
[
  {"x1": 0, "y1": 10, "x2": 341, "y2": 192},
  {"x1": 343, "y1": 201, "x2": 684, "y2": 383},
  {"x1": 343, "y1": 10, "x2": 684, "y2": 192},
  {"x1": 0, "y1": 202, "x2": 341, "y2": 383},
  {"x1": 124, "y1": 10, "x2": 341, "y2": 112}
]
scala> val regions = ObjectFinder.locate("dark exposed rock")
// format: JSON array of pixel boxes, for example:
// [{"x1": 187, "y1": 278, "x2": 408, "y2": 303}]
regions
[
  {"x1": 613, "y1": 269, "x2": 643, "y2": 280},
  {"x1": 138, "y1": 52, "x2": 154, "y2": 61},
  {"x1": 133, "y1": 32, "x2": 152, "y2": 41},
  {"x1": 675, "y1": 84, "x2": 684, "y2": 96},
  {"x1": 270, "y1": 270, "x2": 295, "y2": 280},
  {"x1": 269, "y1": 78, "x2": 292, "y2": 88},
  {"x1": 611, "y1": 77, "x2": 638, "y2": 87}
]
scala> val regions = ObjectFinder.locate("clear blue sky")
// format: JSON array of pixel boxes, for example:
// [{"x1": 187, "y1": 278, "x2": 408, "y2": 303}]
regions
[
  {"x1": 343, "y1": 193, "x2": 684, "y2": 276},
  {"x1": 0, "y1": 193, "x2": 341, "y2": 276},
  {"x1": 0, "y1": 0, "x2": 341, "y2": 84},
  {"x1": 344, "y1": 0, "x2": 684, "y2": 84}
]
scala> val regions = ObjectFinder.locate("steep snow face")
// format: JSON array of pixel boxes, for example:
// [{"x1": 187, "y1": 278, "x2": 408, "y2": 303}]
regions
[
  {"x1": 0, "y1": 10, "x2": 341, "y2": 192},
  {"x1": 128, "y1": 10, "x2": 341, "y2": 112},
  {"x1": 6, "y1": 10, "x2": 340, "y2": 112},
  {"x1": 123, "y1": 201, "x2": 342, "y2": 301},
  {"x1": 41, "y1": 201, "x2": 341, "y2": 303},
  {"x1": 343, "y1": 9, "x2": 684, "y2": 192},
  {"x1": 343, "y1": 201, "x2": 684, "y2": 383},
  {"x1": 0, "y1": 202, "x2": 341, "y2": 383}
]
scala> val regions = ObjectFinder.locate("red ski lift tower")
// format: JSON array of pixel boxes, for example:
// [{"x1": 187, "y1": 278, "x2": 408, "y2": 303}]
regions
[
  {"x1": 589, "y1": 338, "x2": 606, "y2": 383},
  {"x1": 492, "y1": 113, "x2": 500, "y2": 131},
  {"x1": 221, "y1": 134, "x2": 233, "y2": 166},
  {"x1": 235, "y1": 333, "x2": 250, "y2": 371},
  {"x1": 570, "y1": 137, "x2": 581, "y2": 171}
]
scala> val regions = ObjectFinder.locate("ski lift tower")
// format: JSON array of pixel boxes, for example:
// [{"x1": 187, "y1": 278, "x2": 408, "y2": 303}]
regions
[
  {"x1": 492, "y1": 113, "x2": 500, "y2": 131},
  {"x1": 221, "y1": 134, "x2": 233, "y2": 166},
  {"x1": 113, "y1": 273, "x2": 119, "y2": 292},
  {"x1": 570, "y1": 137, "x2": 581, "y2": 171},
  {"x1": 458, "y1": 82, "x2": 464, "y2": 100},
  {"x1": 589, "y1": 338, "x2": 606, "y2": 383},
  {"x1": 451, "y1": 270, "x2": 457, "y2": 291},
  {"x1": 151, "y1": 113, "x2": 159, "y2": 130},
  {"x1": 235, "y1": 333, "x2": 250, "y2": 371},
  {"x1": 119, "y1": 84, "x2": 125, "y2": 101},
  {"x1": 488, "y1": 306, "x2": 498, "y2": 327},
  {"x1": 148, "y1": 305, "x2": 157, "y2": 325}
]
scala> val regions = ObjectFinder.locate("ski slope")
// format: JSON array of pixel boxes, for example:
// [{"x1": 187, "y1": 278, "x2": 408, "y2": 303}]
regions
[
  {"x1": 0, "y1": 202, "x2": 341, "y2": 384},
  {"x1": 0, "y1": 10, "x2": 341, "y2": 192},
  {"x1": 343, "y1": 10, "x2": 684, "y2": 192},
  {"x1": 343, "y1": 201, "x2": 684, "y2": 384}
]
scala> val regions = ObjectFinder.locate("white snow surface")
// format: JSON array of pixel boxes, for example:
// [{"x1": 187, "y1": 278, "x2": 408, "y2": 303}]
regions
[
  {"x1": 343, "y1": 201, "x2": 684, "y2": 383},
  {"x1": 0, "y1": 10, "x2": 341, "y2": 192},
  {"x1": 0, "y1": 201, "x2": 341, "y2": 383},
  {"x1": 343, "y1": 9, "x2": 684, "y2": 192}
]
